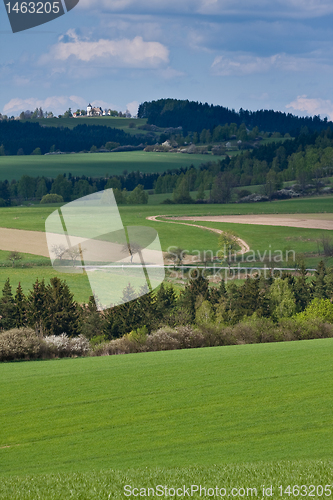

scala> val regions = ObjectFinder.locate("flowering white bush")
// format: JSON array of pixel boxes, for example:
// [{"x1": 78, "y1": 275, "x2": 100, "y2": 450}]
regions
[
  {"x1": 69, "y1": 335, "x2": 91, "y2": 355},
  {"x1": 43, "y1": 333, "x2": 91, "y2": 357},
  {"x1": 0, "y1": 328, "x2": 40, "y2": 361}
]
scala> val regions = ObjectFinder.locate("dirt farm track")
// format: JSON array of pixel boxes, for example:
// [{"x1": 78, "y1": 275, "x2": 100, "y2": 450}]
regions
[{"x1": 0, "y1": 213, "x2": 332, "y2": 258}]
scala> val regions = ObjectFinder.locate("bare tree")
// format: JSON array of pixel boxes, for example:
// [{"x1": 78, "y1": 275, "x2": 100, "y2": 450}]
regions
[
  {"x1": 7, "y1": 251, "x2": 22, "y2": 267},
  {"x1": 318, "y1": 233, "x2": 333, "y2": 257}
]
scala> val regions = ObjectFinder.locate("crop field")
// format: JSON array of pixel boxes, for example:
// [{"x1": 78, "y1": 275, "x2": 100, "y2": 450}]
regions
[
  {"x1": 0, "y1": 339, "x2": 333, "y2": 497},
  {"x1": 0, "y1": 151, "x2": 209, "y2": 181},
  {"x1": 1, "y1": 461, "x2": 333, "y2": 500}
]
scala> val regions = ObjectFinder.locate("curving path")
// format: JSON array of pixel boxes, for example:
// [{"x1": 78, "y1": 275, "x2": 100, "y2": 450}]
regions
[{"x1": 146, "y1": 215, "x2": 250, "y2": 255}]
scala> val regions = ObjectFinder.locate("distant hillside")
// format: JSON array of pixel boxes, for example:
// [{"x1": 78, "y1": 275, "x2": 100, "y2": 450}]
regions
[
  {"x1": 0, "y1": 121, "x2": 157, "y2": 156},
  {"x1": 138, "y1": 98, "x2": 333, "y2": 135}
]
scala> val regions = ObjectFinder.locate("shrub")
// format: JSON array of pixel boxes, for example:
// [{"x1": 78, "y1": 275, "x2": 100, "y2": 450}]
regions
[
  {"x1": 93, "y1": 336, "x2": 143, "y2": 356},
  {"x1": 296, "y1": 298, "x2": 333, "y2": 323},
  {"x1": 42, "y1": 333, "x2": 90, "y2": 358},
  {"x1": 172, "y1": 325, "x2": 206, "y2": 349},
  {"x1": 0, "y1": 328, "x2": 40, "y2": 362},
  {"x1": 145, "y1": 327, "x2": 180, "y2": 352},
  {"x1": 40, "y1": 193, "x2": 64, "y2": 204}
]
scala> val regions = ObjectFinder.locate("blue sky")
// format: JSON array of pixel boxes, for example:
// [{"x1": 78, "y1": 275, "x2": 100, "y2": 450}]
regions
[{"x1": 1, "y1": 0, "x2": 333, "y2": 119}]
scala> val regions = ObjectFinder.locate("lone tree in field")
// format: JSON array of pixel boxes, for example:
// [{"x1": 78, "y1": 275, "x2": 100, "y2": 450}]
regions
[
  {"x1": 7, "y1": 251, "x2": 22, "y2": 267},
  {"x1": 166, "y1": 247, "x2": 187, "y2": 266},
  {"x1": 218, "y1": 231, "x2": 239, "y2": 272}
]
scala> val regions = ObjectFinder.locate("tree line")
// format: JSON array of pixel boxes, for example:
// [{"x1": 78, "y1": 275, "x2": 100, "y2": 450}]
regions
[
  {"x1": 0, "y1": 262, "x2": 332, "y2": 341},
  {"x1": 138, "y1": 98, "x2": 333, "y2": 136},
  {"x1": 0, "y1": 170, "x2": 164, "y2": 205},
  {"x1": 155, "y1": 129, "x2": 333, "y2": 203},
  {"x1": 0, "y1": 121, "x2": 157, "y2": 156}
]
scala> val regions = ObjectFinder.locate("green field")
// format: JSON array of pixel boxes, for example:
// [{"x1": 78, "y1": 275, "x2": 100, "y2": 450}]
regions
[
  {"x1": 1, "y1": 340, "x2": 332, "y2": 484},
  {"x1": 1, "y1": 460, "x2": 333, "y2": 500},
  {"x1": 1, "y1": 196, "x2": 332, "y2": 232},
  {"x1": 0, "y1": 151, "x2": 210, "y2": 181},
  {"x1": 0, "y1": 197, "x2": 332, "y2": 299}
]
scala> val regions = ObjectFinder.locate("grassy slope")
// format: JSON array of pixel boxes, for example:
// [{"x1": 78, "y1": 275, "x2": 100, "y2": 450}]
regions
[
  {"x1": 0, "y1": 151, "x2": 209, "y2": 181},
  {"x1": 1, "y1": 340, "x2": 333, "y2": 477},
  {"x1": 21, "y1": 116, "x2": 150, "y2": 133}
]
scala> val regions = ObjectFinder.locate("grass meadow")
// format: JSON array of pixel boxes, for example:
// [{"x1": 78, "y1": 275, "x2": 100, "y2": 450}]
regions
[
  {"x1": 0, "y1": 340, "x2": 333, "y2": 497},
  {"x1": 0, "y1": 151, "x2": 210, "y2": 181}
]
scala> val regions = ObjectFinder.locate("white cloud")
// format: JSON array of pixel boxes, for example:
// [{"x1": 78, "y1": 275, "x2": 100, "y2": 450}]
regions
[
  {"x1": 90, "y1": 99, "x2": 117, "y2": 110},
  {"x1": 211, "y1": 52, "x2": 326, "y2": 76},
  {"x1": 286, "y1": 95, "x2": 333, "y2": 120},
  {"x1": 126, "y1": 100, "x2": 140, "y2": 116},
  {"x1": 3, "y1": 95, "x2": 87, "y2": 115},
  {"x1": 39, "y1": 31, "x2": 169, "y2": 69}
]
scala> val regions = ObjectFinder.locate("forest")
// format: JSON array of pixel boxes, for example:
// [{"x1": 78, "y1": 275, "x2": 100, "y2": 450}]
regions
[
  {"x1": 138, "y1": 98, "x2": 333, "y2": 135},
  {"x1": 0, "y1": 120, "x2": 156, "y2": 156}
]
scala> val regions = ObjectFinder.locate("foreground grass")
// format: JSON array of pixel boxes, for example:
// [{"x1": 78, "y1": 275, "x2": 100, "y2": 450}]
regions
[
  {"x1": 0, "y1": 461, "x2": 332, "y2": 499},
  {"x1": 0, "y1": 151, "x2": 208, "y2": 181},
  {"x1": 1, "y1": 340, "x2": 333, "y2": 478}
]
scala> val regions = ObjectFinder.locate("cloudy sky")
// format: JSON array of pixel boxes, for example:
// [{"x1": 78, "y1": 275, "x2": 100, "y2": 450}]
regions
[{"x1": 1, "y1": 0, "x2": 333, "y2": 119}]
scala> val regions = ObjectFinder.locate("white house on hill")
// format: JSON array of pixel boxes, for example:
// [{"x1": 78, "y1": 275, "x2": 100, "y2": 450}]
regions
[
  {"x1": 86, "y1": 103, "x2": 113, "y2": 116},
  {"x1": 87, "y1": 103, "x2": 103, "y2": 116}
]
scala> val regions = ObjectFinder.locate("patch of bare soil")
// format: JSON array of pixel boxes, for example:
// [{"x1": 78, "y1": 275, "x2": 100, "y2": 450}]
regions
[
  {"x1": 0, "y1": 228, "x2": 49, "y2": 257},
  {"x1": 162, "y1": 213, "x2": 333, "y2": 230}
]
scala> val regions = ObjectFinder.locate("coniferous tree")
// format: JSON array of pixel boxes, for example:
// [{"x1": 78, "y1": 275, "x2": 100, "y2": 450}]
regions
[
  {"x1": 312, "y1": 261, "x2": 327, "y2": 299},
  {"x1": 14, "y1": 282, "x2": 27, "y2": 328},
  {"x1": 80, "y1": 296, "x2": 105, "y2": 339},
  {"x1": 27, "y1": 279, "x2": 49, "y2": 336},
  {"x1": 237, "y1": 278, "x2": 260, "y2": 318},
  {"x1": 0, "y1": 278, "x2": 16, "y2": 330},
  {"x1": 325, "y1": 267, "x2": 333, "y2": 302},
  {"x1": 44, "y1": 277, "x2": 80, "y2": 336},
  {"x1": 294, "y1": 264, "x2": 311, "y2": 312}
]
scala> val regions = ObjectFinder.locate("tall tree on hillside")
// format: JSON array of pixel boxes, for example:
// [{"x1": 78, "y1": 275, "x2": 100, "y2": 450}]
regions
[
  {"x1": 0, "y1": 279, "x2": 16, "y2": 330},
  {"x1": 14, "y1": 283, "x2": 27, "y2": 328}
]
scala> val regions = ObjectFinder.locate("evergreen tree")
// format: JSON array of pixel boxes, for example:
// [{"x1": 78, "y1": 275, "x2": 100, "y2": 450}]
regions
[
  {"x1": 80, "y1": 296, "x2": 105, "y2": 340},
  {"x1": 294, "y1": 264, "x2": 311, "y2": 312},
  {"x1": 27, "y1": 279, "x2": 48, "y2": 336},
  {"x1": 325, "y1": 267, "x2": 333, "y2": 302},
  {"x1": 137, "y1": 287, "x2": 157, "y2": 331},
  {"x1": 313, "y1": 261, "x2": 327, "y2": 299},
  {"x1": 237, "y1": 278, "x2": 260, "y2": 317},
  {"x1": 14, "y1": 283, "x2": 27, "y2": 328},
  {"x1": 156, "y1": 283, "x2": 176, "y2": 317},
  {"x1": 44, "y1": 277, "x2": 80, "y2": 336},
  {"x1": 188, "y1": 271, "x2": 210, "y2": 299},
  {"x1": 0, "y1": 278, "x2": 16, "y2": 330}
]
